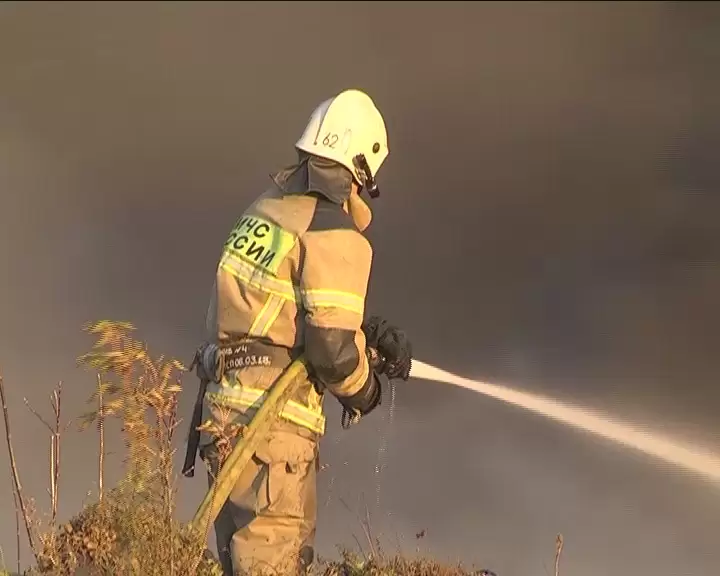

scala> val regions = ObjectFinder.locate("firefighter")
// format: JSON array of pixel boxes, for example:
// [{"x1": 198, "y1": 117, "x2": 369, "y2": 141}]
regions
[{"x1": 188, "y1": 89, "x2": 413, "y2": 575}]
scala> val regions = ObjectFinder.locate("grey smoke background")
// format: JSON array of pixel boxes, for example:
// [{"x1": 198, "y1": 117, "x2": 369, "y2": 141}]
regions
[{"x1": 1, "y1": 1, "x2": 719, "y2": 574}]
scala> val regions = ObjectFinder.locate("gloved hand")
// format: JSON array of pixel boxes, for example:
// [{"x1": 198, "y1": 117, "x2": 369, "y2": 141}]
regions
[{"x1": 361, "y1": 315, "x2": 413, "y2": 381}]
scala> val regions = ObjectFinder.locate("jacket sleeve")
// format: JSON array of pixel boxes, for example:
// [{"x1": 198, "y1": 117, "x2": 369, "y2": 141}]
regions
[{"x1": 300, "y1": 201, "x2": 379, "y2": 413}]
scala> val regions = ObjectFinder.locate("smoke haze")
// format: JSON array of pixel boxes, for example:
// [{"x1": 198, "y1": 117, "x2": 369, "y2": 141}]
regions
[{"x1": 1, "y1": 2, "x2": 719, "y2": 574}]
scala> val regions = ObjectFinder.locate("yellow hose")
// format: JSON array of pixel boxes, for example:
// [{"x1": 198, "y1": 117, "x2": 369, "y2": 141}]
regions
[{"x1": 190, "y1": 357, "x2": 309, "y2": 532}]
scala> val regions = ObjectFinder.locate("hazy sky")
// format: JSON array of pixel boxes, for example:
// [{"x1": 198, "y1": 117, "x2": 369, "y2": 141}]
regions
[{"x1": 1, "y1": 2, "x2": 719, "y2": 575}]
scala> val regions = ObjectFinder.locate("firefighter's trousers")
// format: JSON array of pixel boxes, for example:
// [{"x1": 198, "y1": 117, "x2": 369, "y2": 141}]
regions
[{"x1": 201, "y1": 423, "x2": 319, "y2": 576}]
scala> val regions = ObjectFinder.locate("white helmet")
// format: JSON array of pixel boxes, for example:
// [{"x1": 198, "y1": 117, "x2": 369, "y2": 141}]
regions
[{"x1": 295, "y1": 89, "x2": 388, "y2": 198}]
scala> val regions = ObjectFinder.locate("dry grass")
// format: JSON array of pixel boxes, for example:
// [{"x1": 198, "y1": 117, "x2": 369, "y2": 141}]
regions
[
  {"x1": 1, "y1": 321, "x2": 220, "y2": 575},
  {"x1": 0, "y1": 320, "x2": 520, "y2": 576},
  {"x1": 313, "y1": 551, "x2": 495, "y2": 576}
]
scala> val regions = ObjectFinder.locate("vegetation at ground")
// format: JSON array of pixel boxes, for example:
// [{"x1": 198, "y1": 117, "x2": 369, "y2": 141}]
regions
[{"x1": 1, "y1": 321, "x2": 554, "y2": 575}]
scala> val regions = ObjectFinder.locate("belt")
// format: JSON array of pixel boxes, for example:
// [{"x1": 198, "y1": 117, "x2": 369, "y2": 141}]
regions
[
  {"x1": 182, "y1": 338, "x2": 296, "y2": 478},
  {"x1": 218, "y1": 340, "x2": 294, "y2": 374},
  {"x1": 207, "y1": 339, "x2": 326, "y2": 435}
]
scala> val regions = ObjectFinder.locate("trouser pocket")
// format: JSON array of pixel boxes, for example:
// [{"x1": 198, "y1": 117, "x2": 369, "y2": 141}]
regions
[{"x1": 253, "y1": 431, "x2": 318, "y2": 520}]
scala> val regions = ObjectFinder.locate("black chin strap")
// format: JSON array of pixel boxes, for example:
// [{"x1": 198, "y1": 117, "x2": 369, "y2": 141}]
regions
[{"x1": 353, "y1": 153, "x2": 379, "y2": 199}]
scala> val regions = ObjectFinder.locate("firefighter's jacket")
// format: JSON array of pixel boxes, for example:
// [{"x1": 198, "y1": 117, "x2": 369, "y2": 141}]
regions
[{"x1": 202, "y1": 155, "x2": 375, "y2": 438}]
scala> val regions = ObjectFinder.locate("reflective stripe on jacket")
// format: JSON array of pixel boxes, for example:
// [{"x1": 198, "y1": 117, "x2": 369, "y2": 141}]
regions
[
  {"x1": 204, "y1": 165, "x2": 373, "y2": 435},
  {"x1": 205, "y1": 379, "x2": 326, "y2": 435}
]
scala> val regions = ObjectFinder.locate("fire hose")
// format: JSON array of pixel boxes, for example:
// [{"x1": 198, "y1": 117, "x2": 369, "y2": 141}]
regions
[
  {"x1": 189, "y1": 356, "x2": 311, "y2": 532},
  {"x1": 188, "y1": 350, "x2": 411, "y2": 532}
]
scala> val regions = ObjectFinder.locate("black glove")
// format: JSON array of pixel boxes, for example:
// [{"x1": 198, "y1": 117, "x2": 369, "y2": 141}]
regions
[{"x1": 361, "y1": 315, "x2": 413, "y2": 381}]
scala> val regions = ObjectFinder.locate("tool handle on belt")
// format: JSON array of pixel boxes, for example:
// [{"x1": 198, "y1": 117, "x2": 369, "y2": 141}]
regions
[
  {"x1": 182, "y1": 378, "x2": 208, "y2": 478},
  {"x1": 182, "y1": 350, "x2": 208, "y2": 478}
]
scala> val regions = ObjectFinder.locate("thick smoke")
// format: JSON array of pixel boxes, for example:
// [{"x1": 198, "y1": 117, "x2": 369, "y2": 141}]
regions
[{"x1": 1, "y1": 2, "x2": 719, "y2": 574}]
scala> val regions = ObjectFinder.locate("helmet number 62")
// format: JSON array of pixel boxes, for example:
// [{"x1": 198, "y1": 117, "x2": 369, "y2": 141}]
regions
[{"x1": 322, "y1": 132, "x2": 339, "y2": 149}]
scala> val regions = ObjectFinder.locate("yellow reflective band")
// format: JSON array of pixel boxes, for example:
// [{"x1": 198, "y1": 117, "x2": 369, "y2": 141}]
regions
[
  {"x1": 301, "y1": 288, "x2": 365, "y2": 315},
  {"x1": 262, "y1": 296, "x2": 285, "y2": 336},
  {"x1": 340, "y1": 352, "x2": 371, "y2": 397},
  {"x1": 219, "y1": 253, "x2": 300, "y2": 302},
  {"x1": 247, "y1": 294, "x2": 285, "y2": 338},
  {"x1": 248, "y1": 295, "x2": 274, "y2": 336},
  {"x1": 205, "y1": 383, "x2": 326, "y2": 435},
  {"x1": 223, "y1": 215, "x2": 296, "y2": 276}
]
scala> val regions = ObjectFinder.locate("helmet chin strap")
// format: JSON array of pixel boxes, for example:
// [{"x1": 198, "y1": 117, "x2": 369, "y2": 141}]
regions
[{"x1": 353, "y1": 153, "x2": 379, "y2": 199}]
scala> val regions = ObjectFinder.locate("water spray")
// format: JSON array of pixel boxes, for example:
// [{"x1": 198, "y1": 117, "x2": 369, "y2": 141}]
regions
[
  {"x1": 192, "y1": 356, "x2": 720, "y2": 531},
  {"x1": 409, "y1": 359, "x2": 720, "y2": 486}
]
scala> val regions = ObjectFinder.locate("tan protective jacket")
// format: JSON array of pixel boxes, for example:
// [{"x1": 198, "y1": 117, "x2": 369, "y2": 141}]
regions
[{"x1": 203, "y1": 157, "x2": 375, "y2": 436}]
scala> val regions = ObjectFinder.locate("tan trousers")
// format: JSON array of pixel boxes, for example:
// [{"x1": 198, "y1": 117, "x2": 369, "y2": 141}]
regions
[{"x1": 202, "y1": 425, "x2": 319, "y2": 576}]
